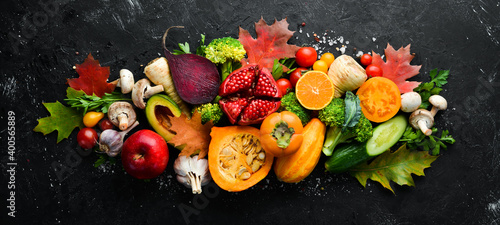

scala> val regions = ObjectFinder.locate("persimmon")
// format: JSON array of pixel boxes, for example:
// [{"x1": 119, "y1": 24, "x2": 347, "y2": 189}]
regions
[
  {"x1": 356, "y1": 77, "x2": 401, "y2": 123},
  {"x1": 260, "y1": 111, "x2": 304, "y2": 157}
]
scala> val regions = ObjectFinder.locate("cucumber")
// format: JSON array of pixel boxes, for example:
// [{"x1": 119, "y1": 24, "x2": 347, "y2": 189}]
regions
[
  {"x1": 325, "y1": 142, "x2": 370, "y2": 173},
  {"x1": 325, "y1": 114, "x2": 408, "y2": 173},
  {"x1": 366, "y1": 114, "x2": 408, "y2": 156}
]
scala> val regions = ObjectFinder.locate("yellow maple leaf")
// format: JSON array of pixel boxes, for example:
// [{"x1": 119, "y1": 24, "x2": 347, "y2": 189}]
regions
[{"x1": 168, "y1": 111, "x2": 213, "y2": 159}]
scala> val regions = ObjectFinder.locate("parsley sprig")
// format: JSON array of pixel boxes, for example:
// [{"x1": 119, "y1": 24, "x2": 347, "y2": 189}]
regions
[
  {"x1": 413, "y1": 69, "x2": 449, "y2": 109},
  {"x1": 399, "y1": 125, "x2": 456, "y2": 155}
]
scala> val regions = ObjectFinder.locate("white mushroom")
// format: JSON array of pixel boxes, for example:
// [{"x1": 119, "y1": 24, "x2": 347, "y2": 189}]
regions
[
  {"x1": 409, "y1": 109, "x2": 434, "y2": 136},
  {"x1": 108, "y1": 102, "x2": 137, "y2": 130},
  {"x1": 400, "y1": 92, "x2": 422, "y2": 113},
  {"x1": 132, "y1": 78, "x2": 165, "y2": 109},
  {"x1": 111, "y1": 69, "x2": 135, "y2": 94},
  {"x1": 429, "y1": 95, "x2": 447, "y2": 117}
]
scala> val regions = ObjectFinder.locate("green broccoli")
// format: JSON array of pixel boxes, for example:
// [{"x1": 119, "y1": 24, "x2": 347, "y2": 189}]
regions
[
  {"x1": 318, "y1": 98, "x2": 373, "y2": 156},
  {"x1": 194, "y1": 103, "x2": 223, "y2": 125},
  {"x1": 279, "y1": 92, "x2": 311, "y2": 126},
  {"x1": 204, "y1": 37, "x2": 246, "y2": 81}
]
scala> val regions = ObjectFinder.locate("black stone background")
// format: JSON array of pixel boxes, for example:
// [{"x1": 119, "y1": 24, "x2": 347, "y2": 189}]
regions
[{"x1": 1, "y1": 0, "x2": 500, "y2": 224}]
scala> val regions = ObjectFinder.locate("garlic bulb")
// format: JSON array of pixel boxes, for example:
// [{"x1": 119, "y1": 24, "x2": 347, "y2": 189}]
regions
[
  {"x1": 98, "y1": 121, "x2": 139, "y2": 157},
  {"x1": 174, "y1": 155, "x2": 211, "y2": 194}
]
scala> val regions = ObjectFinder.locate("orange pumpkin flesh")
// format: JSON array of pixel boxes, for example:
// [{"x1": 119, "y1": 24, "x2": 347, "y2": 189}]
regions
[
  {"x1": 274, "y1": 118, "x2": 326, "y2": 183},
  {"x1": 209, "y1": 126, "x2": 274, "y2": 192}
]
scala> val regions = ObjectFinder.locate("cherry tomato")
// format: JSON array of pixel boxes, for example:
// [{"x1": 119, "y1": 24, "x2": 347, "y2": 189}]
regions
[
  {"x1": 360, "y1": 54, "x2": 372, "y2": 66},
  {"x1": 276, "y1": 78, "x2": 292, "y2": 95},
  {"x1": 312, "y1": 60, "x2": 329, "y2": 73},
  {"x1": 295, "y1": 47, "x2": 317, "y2": 68},
  {"x1": 289, "y1": 67, "x2": 307, "y2": 88},
  {"x1": 320, "y1": 52, "x2": 335, "y2": 67},
  {"x1": 99, "y1": 118, "x2": 114, "y2": 131},
  {"x1": 365, "y1": 64, "x2": 383, "y2": 77},
  {"x1": 77, "y1": 128, "x2": 98, "y2": 149},
  {"x1": 83, "y1": 111, "x2": 105, "y2": 127}
]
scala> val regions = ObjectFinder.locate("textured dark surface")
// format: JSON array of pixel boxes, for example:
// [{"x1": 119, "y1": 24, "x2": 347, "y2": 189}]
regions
[{"x1": 1, "y1": 0, "x2": 500, "y2": 224}]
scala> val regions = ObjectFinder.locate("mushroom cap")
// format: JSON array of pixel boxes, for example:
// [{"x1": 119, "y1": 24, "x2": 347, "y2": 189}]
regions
[
  {"x1": 119, "y1": 69, "x2": 135, "y2": 94},
  {"x1": 132, "y1": 79, "x2": 151, "y2": 109},
  {"x1": 429, "y1": 95, "x2": 447, "y2": 110},
  {"x1": 409, "y1": 109, "x2": 434, "y2": 130},
  {"x1": 107, "y1": 102, "x2": 136, "y2": 129},
  {"x1": 400, "y1": 92, "x2": 422, "y2": 113}
]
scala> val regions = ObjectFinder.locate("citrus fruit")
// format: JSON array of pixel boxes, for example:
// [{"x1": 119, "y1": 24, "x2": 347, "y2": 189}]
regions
[{"x1": 295, "y1": 71, "x2": 334, "y2": 110}]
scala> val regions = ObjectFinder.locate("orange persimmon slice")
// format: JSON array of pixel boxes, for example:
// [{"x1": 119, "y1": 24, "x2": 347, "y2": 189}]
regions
[{"x1": 356, "y1": 77, "x2": 401, "y2": 123}]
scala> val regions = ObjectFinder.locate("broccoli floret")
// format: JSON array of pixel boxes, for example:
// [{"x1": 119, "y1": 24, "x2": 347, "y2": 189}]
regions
[
  {"x1": 205, "y1": 37, "x2": 246, "y2": 80},
  {"x1": 194, "y1": 103, "x2": 223, "y2": 125},
  {"x1": 279, "y1": 92, "x2": 311, "y2": 126},
  {"x1": 318, "y1": 98, "x2": 373, "y2": 156}
]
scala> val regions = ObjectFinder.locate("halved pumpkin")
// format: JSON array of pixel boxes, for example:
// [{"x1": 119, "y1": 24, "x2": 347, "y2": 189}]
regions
[{"x1": 209, "y1": 126, "x2": 274, "y2": 192}]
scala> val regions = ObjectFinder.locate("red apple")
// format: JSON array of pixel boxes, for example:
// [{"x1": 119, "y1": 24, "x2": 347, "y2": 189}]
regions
[{"x1": 121, "y1": 129, "x2": 169, "y2": 179}]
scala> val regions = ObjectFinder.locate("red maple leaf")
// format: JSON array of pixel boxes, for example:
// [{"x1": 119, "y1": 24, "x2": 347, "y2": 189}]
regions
[
  {"x1": 238, "y1": 17, "x2": 301, "y2": 71},
  {"x1": 371, "y1": 44, "x2": 422, "y2": 93},
  {"x1": 67, "y1": 54, "x2": 116, "y2": 97}
]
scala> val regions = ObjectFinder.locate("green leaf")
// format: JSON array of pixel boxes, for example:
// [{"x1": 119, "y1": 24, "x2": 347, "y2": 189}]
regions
[
  {"x1": 349, "y1": 144, "x2": 439, "y2": 194},
  {"x1": 271, "y1": 59, "x2": 284, "y2": 80},
  {"x1": 431, "y1": 70, "x2": 449, "y2": 87},
  {"x1": 33, "y1": 101, "x2": 84, "y2": 143},
  {"x1": 196, "y1": 34, "x2": 207, "y2": 56},
  {"x1": 342, "y1": 91, "x2": 361, "y2": 130}
]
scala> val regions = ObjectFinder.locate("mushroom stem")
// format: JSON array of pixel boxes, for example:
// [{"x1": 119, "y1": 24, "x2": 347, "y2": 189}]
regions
[
  {"x1": 417, "y1": 120, "x2": 432, "y2": 136},
  {"x1": 430, "y1": 107, "x2": 439, "y2": 117},
  {"x1": 117, "y1": 113, "x2": 129, "y2": 130},
  {"x1": 144, "y1": 85, "x2": 165, "y2": 99}
]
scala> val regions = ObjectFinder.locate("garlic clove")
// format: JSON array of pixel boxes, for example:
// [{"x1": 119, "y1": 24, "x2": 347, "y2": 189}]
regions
[{"x1": 173, "y1": 154, "x2": 211, "y2": 194}]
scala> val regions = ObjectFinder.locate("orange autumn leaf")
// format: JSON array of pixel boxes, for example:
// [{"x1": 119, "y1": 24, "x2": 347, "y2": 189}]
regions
[
  {"x1": 67, "y1": 54, "x2": 116, "y2": 97},
  {"x1": 371, "y1": 44, "x2": 422, "y2": 93},
  {"x1": 238, "y1": 17, "x2": 301, "y2": 71},
  {"x1": 168, "y1": 111, "x2": 214, "y2": 159}
]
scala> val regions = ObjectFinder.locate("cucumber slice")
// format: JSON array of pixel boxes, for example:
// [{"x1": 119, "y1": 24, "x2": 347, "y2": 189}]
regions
[{"x1": 366, "y1": 114, "x2": 407, "y2": 156}]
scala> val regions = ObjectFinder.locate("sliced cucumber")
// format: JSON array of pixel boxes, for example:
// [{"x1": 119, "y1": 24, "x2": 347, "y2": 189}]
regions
[{"x1": 366, "y1": 114, "x2": 407, "y2": 156}]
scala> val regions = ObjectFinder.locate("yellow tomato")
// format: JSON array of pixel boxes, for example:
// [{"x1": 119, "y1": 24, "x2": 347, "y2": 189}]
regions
[
  {"x1": 320, "y1": 52, "x2": 335, "y2": 67},
  {"x1": 83, "y1": 111, "x2": 105, "y2": 128},
  {"x1": 312, "y1": 60, "x2": 329, "y2": 73}
]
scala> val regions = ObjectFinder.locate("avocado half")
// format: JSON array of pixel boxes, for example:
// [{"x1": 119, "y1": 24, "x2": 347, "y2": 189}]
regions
[{"x1": 145, "y1": 94, "x2": 182, "y2": 141}]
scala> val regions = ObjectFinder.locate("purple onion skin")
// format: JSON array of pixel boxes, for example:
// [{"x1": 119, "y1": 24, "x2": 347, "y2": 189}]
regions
[{"x1": 163, "y1": 49, "x2": 220, "y2": 104}]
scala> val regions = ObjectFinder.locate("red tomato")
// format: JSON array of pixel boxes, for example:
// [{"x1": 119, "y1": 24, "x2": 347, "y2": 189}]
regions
[
  {"x1": 295, "y1": 47, "x2": 317, "y2": 68},
  {"x1": 98, "y1": 118, "x2": 114, "y2": 131},
  {"x1": 276, "y1": 78, "x2": 292, "y2": 95},
  {"x1": 365, "y1": 64, "x2": 383, "y2": 77},
  {"x1": 77, "y1": 128, "x2": 98, "y2": 149},
  {"x1": 360, "y1": 54, "x2": 372, "y2": 66},
  {"x1": 289, "y1": 67, "x2": 307, "y2": 88}
]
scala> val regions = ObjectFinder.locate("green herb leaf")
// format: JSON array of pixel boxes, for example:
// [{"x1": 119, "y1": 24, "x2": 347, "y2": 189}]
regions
[
  {"x1": 272, "y1": 59, "x2": 284, "y2": 80},
  {"x1": 64, "y1": 87, "x2": 129, "y2": 115},
  {"x1": 196, "y1": 34, "x2": 207, "y2": 56},
  {"x1": 414, "y1": 69, "x2": 450, "y2": 110},
  {"x1": 343, "y1": 91, "x2": 362, "y2": 130},
  {"x1": 399, "y1": 125, "x2": 455, "y2": 155}
]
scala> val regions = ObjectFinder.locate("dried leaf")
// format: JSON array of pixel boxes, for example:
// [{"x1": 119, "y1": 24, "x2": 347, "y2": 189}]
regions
[
  {"x1": 349, "y1": 144, "x2": 438, "y2": 194},
  {"x1": 33, "y1": 101, "x2": 84, "y2": 143},
  {"x1": 168, "y1": 111, "x2": 214, "y2": 159},
  {"x1": 67, "y1": 54, "x2": 116, "y2": 97},
  {"x1": 371, "y1": 44, "x2": 422, "y2": 93},
  {"x1": 238, "y1": 17, "x2": 301, "y2": 71}
]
